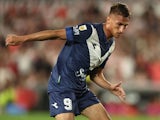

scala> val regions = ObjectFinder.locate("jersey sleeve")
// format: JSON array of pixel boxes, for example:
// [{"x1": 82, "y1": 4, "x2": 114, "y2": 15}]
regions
[{"x1": 65, "y1": 23, "x2": 93, "y2": 43}]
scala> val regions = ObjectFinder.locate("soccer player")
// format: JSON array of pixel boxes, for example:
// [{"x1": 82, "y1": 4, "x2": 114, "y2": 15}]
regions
[{"x1": 5, "y1": 2, "x2": 131, "y2": 120}]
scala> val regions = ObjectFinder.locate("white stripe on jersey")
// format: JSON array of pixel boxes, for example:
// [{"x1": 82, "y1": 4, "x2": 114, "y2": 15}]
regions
[{"x1": 87, "y1": 25, "x2": 115, "y2": 70}]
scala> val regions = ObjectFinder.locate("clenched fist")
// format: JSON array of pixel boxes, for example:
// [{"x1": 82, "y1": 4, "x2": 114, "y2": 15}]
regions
[{"x1": 5, "y1": 34, "x2": 25, "y2": 46}]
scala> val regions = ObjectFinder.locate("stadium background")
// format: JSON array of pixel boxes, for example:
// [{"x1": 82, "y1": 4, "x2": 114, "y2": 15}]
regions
[{"x1": 0, "y1": 0, "x2": 160, "y2": 119}]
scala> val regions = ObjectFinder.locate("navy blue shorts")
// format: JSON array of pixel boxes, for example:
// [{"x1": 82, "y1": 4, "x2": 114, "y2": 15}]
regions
[{"x1": 48, "y1": 89, "x2": 99, "y2": 117}]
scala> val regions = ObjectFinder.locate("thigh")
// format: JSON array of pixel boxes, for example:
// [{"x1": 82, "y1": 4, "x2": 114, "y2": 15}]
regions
[
  {"x1": 81, "y1": 103, "x2": 112, "y2": 120},
  {"x1": 77, "y1": 89, "x2": 99, "y2": 113},
  {"x1": 55, "y1": 113, "x2": 74, "y2": 120}
]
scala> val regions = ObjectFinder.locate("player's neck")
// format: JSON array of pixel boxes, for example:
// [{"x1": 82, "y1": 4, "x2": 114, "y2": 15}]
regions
[{"x1": 103, "y1": 23, "x2": 113, "y2": 39}]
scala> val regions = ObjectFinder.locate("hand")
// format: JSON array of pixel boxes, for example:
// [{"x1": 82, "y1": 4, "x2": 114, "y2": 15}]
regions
[
  {"x1": 5, "y1": 34, "x2": 24, "y2": 46},
  {"x1": 110, "y1": 81, "x2": 126, "y2": 103}
]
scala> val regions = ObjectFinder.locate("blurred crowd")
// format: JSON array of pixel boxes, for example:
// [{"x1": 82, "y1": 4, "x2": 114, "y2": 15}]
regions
[{"x1": 0, "y1": 0, "x2": 160, "y2": 116}]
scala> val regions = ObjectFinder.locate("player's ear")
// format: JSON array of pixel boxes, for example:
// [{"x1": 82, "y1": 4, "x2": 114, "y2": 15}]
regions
[
  {"x1": 106, "y1": 16, "x2": 111, "y2": 24},
  {"x1": 106, "y1": 17, "x2": 111, "y2": 28}
]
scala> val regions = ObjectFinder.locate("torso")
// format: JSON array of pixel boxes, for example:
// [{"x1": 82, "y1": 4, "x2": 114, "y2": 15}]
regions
[{"x1": 48, "y1": 23, "x2": 115, "y2": 93}]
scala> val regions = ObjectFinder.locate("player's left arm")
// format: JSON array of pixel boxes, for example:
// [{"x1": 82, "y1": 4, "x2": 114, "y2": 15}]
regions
[{"x1": 90, "y1": 67, "x2": 126, "y2": 102}]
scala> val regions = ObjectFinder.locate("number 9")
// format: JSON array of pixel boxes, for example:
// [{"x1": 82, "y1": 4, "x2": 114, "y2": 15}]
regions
[{"x1": 63, "y1": 98, "x2": 72, "y2": 110}]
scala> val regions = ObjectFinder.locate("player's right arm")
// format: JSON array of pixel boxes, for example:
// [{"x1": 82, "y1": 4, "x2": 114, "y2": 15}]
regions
[{"x1": 5, "y1": 29, "x2": 66, "y2": 46}]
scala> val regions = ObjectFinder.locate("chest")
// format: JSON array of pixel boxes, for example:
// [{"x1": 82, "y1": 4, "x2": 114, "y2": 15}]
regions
[{"x1": 86, "y1": 27, "x2": 115, "y2": 70}]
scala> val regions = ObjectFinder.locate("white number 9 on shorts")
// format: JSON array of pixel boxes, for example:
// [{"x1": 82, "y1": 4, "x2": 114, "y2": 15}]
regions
[{"x1": 63, "y1": 98, "x2": 72, "y2": 111}]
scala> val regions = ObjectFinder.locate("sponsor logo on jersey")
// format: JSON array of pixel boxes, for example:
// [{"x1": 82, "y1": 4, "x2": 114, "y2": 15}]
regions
[{"x1": 75, "y1": 68, "x2": 86, "y2": 81}]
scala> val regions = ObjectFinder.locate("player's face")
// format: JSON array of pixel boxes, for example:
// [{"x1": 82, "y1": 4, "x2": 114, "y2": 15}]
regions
[{"x1": 107, "y1": 14, "x2": 130, "y2": 38}]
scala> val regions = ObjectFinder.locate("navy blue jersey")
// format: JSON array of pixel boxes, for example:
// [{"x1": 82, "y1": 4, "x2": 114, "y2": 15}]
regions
[{"x1": 48, "y1": 23, "x2": 115, "y2": 93}]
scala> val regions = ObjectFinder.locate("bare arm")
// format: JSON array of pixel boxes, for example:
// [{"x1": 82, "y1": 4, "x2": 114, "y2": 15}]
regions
[
  {"x1": 90, "y1": 67, "x2": 126, "y2": 102},
  {"x1": 5, "y1": 29, "x2": 66, "y2": 46}
]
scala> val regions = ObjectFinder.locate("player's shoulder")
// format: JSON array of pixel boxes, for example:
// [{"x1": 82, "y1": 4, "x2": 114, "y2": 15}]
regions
[
  {"x1": 66, "y1": 22, "x2": 102, "y2": 42},
  {"x1": 77, "y1": 23, "x2": 102, "y2": 37},
  {"x1": 78, "y1": 23, "x2": 103, "y2": 31},
  {"x1": 77, "y1": 23, "x2": 93, "y2": 33},
  {"x1": 71, "y1": 23, "x2": 94, "y2": 40}
]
